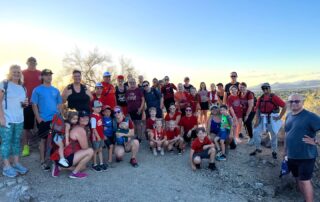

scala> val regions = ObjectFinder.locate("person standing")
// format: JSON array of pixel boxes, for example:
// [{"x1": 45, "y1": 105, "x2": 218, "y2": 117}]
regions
[
  {"x1": 216, "y1": 83, "x2": 225, "y2": 101},
  {"x1": 183, "y1": 77, "x2": 194, "y2": 93},
  {"x1": 198, "y1": 82, "x2": 210, "y2": 127},
  {"x1": 0, "y1": 65, "x2": 29, "y2": 177},
  {"x1": 161, "y1": 76, "x2": 177, "y2": 112},
  {"x1": 32, "y1": 69, "x2": 63, "y2": 171},
  {"x1": 223, "y1": 72, "x2": 240, "y2": 104},
  {"x1": 62, "y1": 70, "x2": 93, "y2": 113},
  {"x1": 115, "y1": 75, "x2": 128, "y2": 116},
  {"x1": 101, "y1": 71, "x2": 116, "y2": 109},
  {"x1": 143, "y1": 80, "x2": 163, "y2": 118},
  {"x1": 284, "y1": 93, "x2": 320, "y2": 202},
  {"x1": 250, "y1": 83, "x2": 286, "y2": 159},
  {"x1": 21, "y1": 57, "x2": 42, "y2": 157}
]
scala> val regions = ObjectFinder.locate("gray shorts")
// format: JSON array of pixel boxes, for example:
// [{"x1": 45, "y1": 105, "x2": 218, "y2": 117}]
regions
[{"x1": 92, "y1": 140, "x2": 104, "y2": 150}]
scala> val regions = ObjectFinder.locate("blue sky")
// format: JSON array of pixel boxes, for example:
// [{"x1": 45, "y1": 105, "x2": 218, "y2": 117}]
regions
[{"x1": 0, "y1": 0, "x2": 320, "y2": 86}]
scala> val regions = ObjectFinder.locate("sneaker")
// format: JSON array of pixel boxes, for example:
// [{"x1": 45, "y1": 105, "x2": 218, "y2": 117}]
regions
[
  {"x1": 51, "y1": 163, "x2": 60, "y2": 177},
  {"x1": 58, "y1": 158, "x2": 69, "y2": 167},
  {"x1": 41, "y1": 162, "x2": 50, "y2": 171},
  {"x1": 69, "y1": 172, "x2": 88, "y2": 179},
  {"x1": 12, "y1": 163, "x2": 28, "y2": 174},
  {"x1": 247, "y1": 138, "x2": 254, "y2": 146},
  {"x1": 160, "y1": 148, "x2": 165, "y2": 156},
  {"x1": 116, "y1": 157, "x2": 122, "y2": 162},
  {"x1": 208, "y1": 163, "x2": 217, "y2": 171},
  {"x1": 272, "y1": 152, "x2": 277, "y2": 159},
  {"x1": 153, "y1": 148, "x2": 158, "y2": 156},
  {"x1": 217, "y1": 155, "x2": 227, "y2": 161},
  {"x1": 195, "y1": 164, "x2": 201, "y2": 169},
  {"x1": 239, "y1": 133, "x2": 244, "y2": 138},
  {"x1": 235, "y1": 138, "x2": 242, "y2": 143},
  {"x1": 100, "y1": 164, "x2": 108, "y2": 171},
  {"x1": 130, "y1": 158, "x2": 139, "y2": 168},
  {"x1": 177, "y1": 148, "x2": 182, "y2": 155},
  {"x1": 2, "y1": 166, "x2": 17, "y2": 178},
  {"x1": 22, "y1": 145, "x2": 30, "y2": 157},
  {"x1": 92, "y1": 164, "x2": 102, "y2": 172},
  {"x1": 250, "y1": 149, "x2": 262, "y2": 156}
]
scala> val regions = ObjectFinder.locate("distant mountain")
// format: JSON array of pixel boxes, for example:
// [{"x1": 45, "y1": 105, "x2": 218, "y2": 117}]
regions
[{"x1": 250, "y1": 80, "x2": 320, "y2": 91}]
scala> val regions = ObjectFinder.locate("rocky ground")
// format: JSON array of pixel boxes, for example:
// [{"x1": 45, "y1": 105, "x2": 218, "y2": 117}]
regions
[{"x1": 1, "y1": 134, "x2": 320, "y2": 202}]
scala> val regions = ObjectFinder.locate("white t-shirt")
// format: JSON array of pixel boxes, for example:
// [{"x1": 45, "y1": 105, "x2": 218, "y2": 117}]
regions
[{"x1": 0, "y1": 81, "x2": 26, "y2": 125}]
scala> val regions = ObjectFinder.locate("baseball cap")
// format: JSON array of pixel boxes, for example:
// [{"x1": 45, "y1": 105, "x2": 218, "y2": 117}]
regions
[
  {"x1": 41, "y1": 69, "x2": 53, "y2": 75},
  {"x1": 103, "y1": 72, "x2": 111, "y2": 77},
  {"x1": 102, "y1": 105, "x2": 112, "y2": 111},
  {"x1": 93, "y1": 100, "x2": 103, "y2": 108},
  {"x1": 78, "y1": 110, "x2": 89, "y2": 118},
  {"x1": 27, "y1": 57, "x2": 37, "y2": 63},
  {"x1": 210, "y1": 104, "x2": 219, "y2": 110},
  {"x1": 261, "y1": 83, "x2": 271, "y2": 88},
  {"x1": 117, "y1": 75, "x2": 124, "y2": 80},
  {"x1": 95, "y1": 82, "x2": 103, "y2": 88}
]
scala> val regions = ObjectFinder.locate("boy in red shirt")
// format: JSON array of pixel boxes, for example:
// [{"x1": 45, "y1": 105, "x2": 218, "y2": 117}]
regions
[
  {"x1": 90, "y1": 101, "x2": 107, "y2": 172},
  {"x1": 164, "y1": 120, "x2": 184, "y2": 154},
  {"x1": 190, "y1": 127, "x2": 217, "y2": 171},
  {"x1": 150, "y1": 119, "x2": 167, "y2": 156},
  {"x1": 179, "y1": 106, "x2": 198, "y2": 143},
  {"x1": 146, "y1": 107, "x2": 157, "y2": 140}
]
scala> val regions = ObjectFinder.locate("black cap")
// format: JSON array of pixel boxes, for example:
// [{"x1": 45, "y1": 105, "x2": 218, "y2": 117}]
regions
[
  {"x1": 41, "y1": 69, "x2": 53, "y2": 75},
  {"x1": 261, "y1": 83, "x2": 271, "y2": 88},
  {"x1": 27, "y1": 57, "x2": 37, "y2": 63},
  {"x1": 78, "y1": 110, "x2": 89, "y2": 118}
]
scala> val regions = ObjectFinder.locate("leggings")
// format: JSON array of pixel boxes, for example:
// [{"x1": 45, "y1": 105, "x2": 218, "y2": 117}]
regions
[
  {"x1": 243, "y1": 111, "x2": 255, "y2": 138},
  {"x1": 0, "y1": 123, "x2": 23, "y2": 159}
]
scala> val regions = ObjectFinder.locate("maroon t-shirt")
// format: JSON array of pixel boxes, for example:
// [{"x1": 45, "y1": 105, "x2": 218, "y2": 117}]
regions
[
  {"x1": 125, "y1": 88, "x2": 144, "y2": 113},
  {"x1": 239, "y1": 91, "x2": 254, "y2": 114},
  {"x1": 227, "y1": 95, "x2": 243, "y2": 118},
  {"x1": 161, "y1": 83, "x2": 177, "y2": 100}
]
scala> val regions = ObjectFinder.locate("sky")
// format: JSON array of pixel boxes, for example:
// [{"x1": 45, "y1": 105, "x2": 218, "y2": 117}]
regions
[{"x1": 0, "y1": 0, "x2": 320, "y2": 88}]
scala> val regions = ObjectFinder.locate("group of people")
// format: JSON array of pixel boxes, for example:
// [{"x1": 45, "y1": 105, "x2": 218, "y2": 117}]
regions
[{"x1": 0, "y1": 57, "x2": 319, "y2": 202}]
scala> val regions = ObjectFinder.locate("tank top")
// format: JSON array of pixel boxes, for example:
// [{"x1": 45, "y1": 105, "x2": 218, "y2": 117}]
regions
[
  {"x1": 210, "y1": 117, "x2": 221, "y2": 134},
  {"x1": 115, "y1": 86, "x2": 127, "y2": 106},
  {"x1": 67, "y1": 84, "x2": 90, "y2": 113}
]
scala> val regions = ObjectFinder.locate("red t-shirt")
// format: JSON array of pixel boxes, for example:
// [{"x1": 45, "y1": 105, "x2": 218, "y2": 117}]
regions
[
  {"x1": 239, "y1": 91, "x2": 254, "y2": 114},
  {"x1": 189, "y1": 94, "x2": 199, "y2": 113},
  {"x1": 90, "y1": 113, "x2": 104, "y2": 141},
  {"x1": 161, "y1": 83, "x2": 177, "y2": 100},
  {"x1": 22, "y1": 69, "x2": 41, "y2": 100},
  {"x1": 165, "y1": 111, "x2": 182, "y2": 122},
  {"x1": 125, "y1": 88, "x2": 144, "y2": 113},
  {"x1": 101, "y1": 82, "x2": 116, "y2": 109},
  {"x1": 179, "y1": 115, "x2": 198, "y2": 133},
  {"x1": 174, "y1": 91, "x2": 190, "y2": 110},
  {"x1": 152, "y1": 128, "x2": 165, "y2": 140},
  {"x1": 165, "y1": 127, "x2": 180, "y2": 140},
  {"x1": 146, "y1": 118, "x2": 156, "y2": 130},
  {"x1": 256, "y1": 94, "x2": 286, "y2": 113},
  {"x1": 91, "y1": 93, "x2": 105, "y2": 107},
  {"x1": 227, "y1": 95, "x2": 243, "y2": 118},
  {"x1": 191, "y1": 136, "x2": 212, "y2": 153}
]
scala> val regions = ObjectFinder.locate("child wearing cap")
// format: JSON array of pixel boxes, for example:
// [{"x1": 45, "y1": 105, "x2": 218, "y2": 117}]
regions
[
  {"x1": 102, "y1": 105, "x2": 115, "y2": 165},
  {"x1": 214, "y1": 105, "x2": 233, "y2": 161},
  {"x1": 90, "y1": 101, "x2": 107, "y2": 172},
  {"x1": 150, "y1": 119, "x2": 167, "y2": 156}
]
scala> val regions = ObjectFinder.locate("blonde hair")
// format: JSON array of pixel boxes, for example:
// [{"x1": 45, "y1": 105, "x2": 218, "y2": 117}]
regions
[
  {"x1": 7, "y1": 65, "x2": 23, "y2": 85},
  {"x1": 66, "y1": 108, "x2": 79, "y2": 122}
]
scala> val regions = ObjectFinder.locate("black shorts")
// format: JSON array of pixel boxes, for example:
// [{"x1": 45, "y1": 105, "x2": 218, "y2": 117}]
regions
[
  {"x1": 287, "y1": 158, "x2": 316, "y2": 181},
  {"x1": 200, "y1": 102, "x2": 209, "y2": 110},
  {"x1": 55, "y1": 153, "x2": 74, "y2": 168},
  {"x1": 37, "y1": 121, "x2": 52, "y2": 139},
  {"x1": 183, "y1": 130, "x2": 197, "y2": 143},
  {"x1": 129, "y1": 110, "x2": 143, "y2": 121},
  {"x1": 23, "y1": 105, "x2": 35, "y2": 130},
  {"x1": 193, "y1": 149, "x2": 210, "y2": 159},
  {"x1": 104, "y1": 136, "x2": 115, "y2": 147}
]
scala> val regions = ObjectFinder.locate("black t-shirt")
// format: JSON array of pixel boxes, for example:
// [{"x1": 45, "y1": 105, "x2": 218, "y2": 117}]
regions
[
  {"x1": 225, "y1": 82, "x2": 239, "y2": 97},
  {"x1": 183, "y1": 84, "x2": 194, "y2": 93},
  {"x1": 115, "y1": 86, "x2": 127, "y2": 106}
]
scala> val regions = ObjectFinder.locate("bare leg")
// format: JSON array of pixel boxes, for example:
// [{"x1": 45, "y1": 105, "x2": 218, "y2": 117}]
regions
[
  {"x1": 98, "y1": 148, "x2": 103, "y2": 165},
  {"x1": 299, "y1": 180, "x2": 314, "y2": 202},
  {"x1": 39, "y1": 138, "x2": 46, "y2": 163},
  {"x1": 220, "y1": 140, "x2": 225, "y2": 155},
  {"x1": 72, "y1": 148, "x2": 94, "y2": 173},
  {"x1": 108, "y1": 145, "x2": 114, "y2": 163},
  {"x1": 131, "y1": 139, "x2": 140, "y2": 159},
  {"x1": 208, "y1": 148, "x2": 216, "y2": 163}
]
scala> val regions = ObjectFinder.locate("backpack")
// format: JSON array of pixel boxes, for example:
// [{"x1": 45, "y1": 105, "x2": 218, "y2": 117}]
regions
[{"x1": 259, "y1": 93, "x2": 279, "y2": 114}]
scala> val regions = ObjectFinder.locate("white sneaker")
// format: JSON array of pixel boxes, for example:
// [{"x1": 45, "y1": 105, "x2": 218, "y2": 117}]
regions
[
  {"x1": 247, "y1": 138, "x2": 254, "y2": 145},
  {"x1": 58, "y1": 158, "x2": 69, "y2": 167},
  {"x1": 153, "y1": 148, "x2": 158, "y2": 156},
  {"x1": 236, "y1": 138, "x2": 242, "y2": 143},
  {"x1": 160, "y1": 148, "x2": 165, "y2": 156}
]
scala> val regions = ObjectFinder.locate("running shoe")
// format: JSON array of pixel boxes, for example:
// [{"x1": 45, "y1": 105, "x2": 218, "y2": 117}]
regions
[
  {"x1": 41, "y1": 162, "x2": 50, "y2": 171},
  {"x1": 12, "y1": 163, "x2": 28, "y2": 174},
  {"x1": 69, "y1": 172, "x2": 88, "y2": 179},
  {"x1": 2, "y1": 166, "x2": 17, "y2": 178},
  {"x1": 22, "y1": 145, "x2": 30, "y2": 157},
  {"x1": 130, "y1": 158, "x2": 139, "y2": 168},
  {"x1": 92, "y1": 164, "x2": 102, "y2": 172},
  {"x1": 51, "y1": 163, "x2": 60, "y2": 177},
  {"x1": 208, "y1": 163, "x2": 217, "y2": 171}
]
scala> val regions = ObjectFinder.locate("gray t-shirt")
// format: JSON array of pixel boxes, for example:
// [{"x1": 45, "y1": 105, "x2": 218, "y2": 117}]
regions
[{"x1": 285, "y1": 109, "x2": 320, "y2": 159}]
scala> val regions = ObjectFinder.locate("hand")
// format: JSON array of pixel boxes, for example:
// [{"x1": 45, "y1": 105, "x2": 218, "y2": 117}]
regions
[
  {"x1": 137, "y1": 108, "x2": 142, "y2": 115},
  {"x1": 0, "y1": 116, "x2": 6, "y2": 127},
  {"x1": 202, "y1": 145, "x2": 207, "y2": 150},
  {"x1": 36, "y1": 117, "x2": 43, "y2": 124},
  {"x1": 116, "y1": 132, "x2": 123, "y2": 138},
  {"x1": 65, "y1": 140, "x2": 70, "y2": 146},
  {"x1": 253, "y1": 119, "x2": 259, "y2": 128},
  {"x1": 187, "y1": 131, "x2": 192, "y2": 137},
  {"x1": 191, "y1": 164, "x2": 196, "y2": 171},
  {"x1": 302, "y1": 135, "x2": 317, "y2": 146}
]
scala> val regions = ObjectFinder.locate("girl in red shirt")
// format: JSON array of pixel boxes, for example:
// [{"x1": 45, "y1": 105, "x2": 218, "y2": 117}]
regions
[
  {"x1": 164, "y1": 103, "x2": 181, "y2": 129},
  {"x1": 150, "y1": 119, "x2": 167, "y2": 156},
  {"x1": 164, "y1": 120, "x2": 184, "y2": 154},
  {"x1": 227, "y1": 85, "x2": 241, "y2": 143}
]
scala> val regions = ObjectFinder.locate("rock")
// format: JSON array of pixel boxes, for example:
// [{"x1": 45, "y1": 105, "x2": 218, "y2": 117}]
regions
[
  {"x1": 174, "y1": 196, "x2": 179, "y2": 201},
  {"x1": 254, "y1": 182, "x2": 264, "y2": 189},
  {"x1": 0, "y1": 182, "x2": 5, "y2": 190},
  {"x1": 5, "y1": 179, "x2": 17, "y2": 186},
  {"x1": 17, "y1": 177, "x2": 25, "y2": 183},
  {"x1": 263, "y1": 185, "x2": 276, "y2": 197}
]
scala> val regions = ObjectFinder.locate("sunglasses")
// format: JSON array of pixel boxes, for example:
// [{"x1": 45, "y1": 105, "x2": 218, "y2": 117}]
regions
[
  {"x1": 230, "y1": 75, "x2": 237, "y2": 78},
  {"x1": 262, "y1": 87, "x2": 269, "y2": 90},
  {"x1": 289, "y1": 100, "x2": 301, "y2": 104},
  {"x1": 143, "y1": 84, "x2": 149, "y2": 87},
  {"x1": 114, "y1": 110, "x2": 122, "y2": 114},
  {"x1": 186, "y1": 109, "x2": 192, "y2": 112}
]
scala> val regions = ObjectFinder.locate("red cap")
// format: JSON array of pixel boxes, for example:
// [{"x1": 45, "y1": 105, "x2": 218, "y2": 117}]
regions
[{"x1": 117, "y1": 75, "x2": 124, "y2": 80}]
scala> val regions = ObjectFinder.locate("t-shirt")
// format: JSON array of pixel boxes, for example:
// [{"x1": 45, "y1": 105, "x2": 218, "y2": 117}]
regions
[
  {"x1": 144, "y1": 87, "x2": 161, "y2": 109},
  {"x1": 165, "y1": 127, "x2": 180, "y2": 140},
  {"x1": 198, "y1": 90, "x2": 209, "y2": 103},
  {"x1": 161, "y1": 83, "x2": 177, "y2": 100},
  {"x1": 31, "y1": 85, "x2": 62, "y2": 122},
  {"x1": 285, "y1": 110, "x2": 320, "y2": 159},
  {"x1": 189, "y1": 94, "x2": 199, "y2": 113},
  {"x1": 0, "y1": 81, "x2": 26, "y2": 125},
  {"x1": 146, "y1": 118, "x2": 156, "y2": 130},
  {"x1": 165, "y1": 111, "x2": 181, "y2": 122},
  {"x1": 152, "y1": 128, "x2": 165, "y2": 140},
  {"x1": 191, "y1": 136, "x2": 212, "y2": 153},
  {"x1": 90, "y1": 113, "x2": 104, "y2": 141},
  {"x1": 225, "y1": 82, "x2": 239, "y2": 97},
  {"x1": 183, "y1": 84, "x2": 194, "y2": 93},
  {"x1": 103, "y1": 117, "x2": 113, "y2": 137},
  {"x1": 256, "y1": 93, "x2": 285, "y2": 114},
  {"x1": 227, "y1": 95, "x2": 243, "y2": 117},
  {"x1": 239, "y1": 91, "x2": 254, "y2": 114},
  {"x1": 179, "y1": 115, "x2": 198, "y2": 133},
  {"x1": 125, "y1": 88, "x2": 144, "y2": 113},
  {"x1": 174, "y1": 91, "x2": 190, "y2": 109},
  {"x1": 22, "y1": 69, "x2": 41, "y2": 100},
  {"x1": 91, "y1": 93, "x2": 105, "y2": 108},
  {"x1": 115, "y1": 86, "x2": 127, "y2": 106},
  {"x1": 101, "y1": 82, "x2": 116, "y2": 109}
]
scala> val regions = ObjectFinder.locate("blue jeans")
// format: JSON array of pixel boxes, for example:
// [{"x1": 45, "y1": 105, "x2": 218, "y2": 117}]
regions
[{"x1": 0, "y1": 123, "x2": 24, "y2": 159}]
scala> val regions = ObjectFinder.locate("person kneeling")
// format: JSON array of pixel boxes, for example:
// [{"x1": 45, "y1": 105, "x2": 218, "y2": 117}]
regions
[
  {"x1": 150, "y1": 119, "x2": 167, "y2": 156},
  {"x1": 190, "y1": 127, "x2": 217, "y2": 171},
  {"x1": 164, "y1": 120, "x2": 184, "y2": 154}
]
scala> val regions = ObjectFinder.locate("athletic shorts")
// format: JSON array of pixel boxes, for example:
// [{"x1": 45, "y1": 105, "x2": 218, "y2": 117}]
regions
[
  {"x1": 287, "y1": 158, "x2": 316, "y2": 181},
  {"x1": 104, "y1": 136, "x2": 115, "y2": 147},
  {"x1": 200, "y1": 102, "x2": 209, "y2": 110},
  {"x1": 129, "y1": 110, "x2": 143, "y2": 121},
  {"x1": 193, "y1": 149, "x2": 210, "y2": 159},
  {"x1": 92, "y1": 140, "x2": 104, "y2": 150},
  {"x1": 23, "y1": 105, "x2": 35, "y2": 130},
  {"x1": 55, "y1": 153, "x2": 74, "y2": 168},
  {"x1": 37, "y1": 121, "x2": 51, "y2": 139},
  {"x1": 218, "y1": 129, "x2": 230, "y2": 141},
  {"x1": 164, "y1": 98, "x2": 175, "y2": 112}
]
